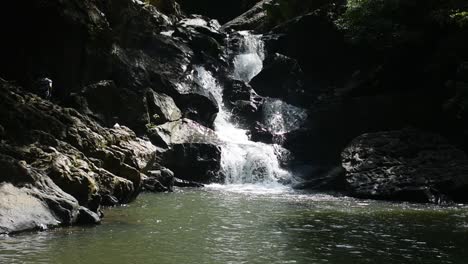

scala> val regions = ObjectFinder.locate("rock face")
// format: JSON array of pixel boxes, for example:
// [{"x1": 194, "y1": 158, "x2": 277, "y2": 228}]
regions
[
  {"x1": 162, "y1": 143, "x2": 222, "y2": 183},
  {"x1": 250, "y1": 53, "x2": 306, "y2": 107},
  {"x1": 342, "y1": 129, "x2": 468, "y2": 203},
  {"x1": 0, "y1": 79, "x2": 163, "y2": 233},
  {"x1": 177, "y1": 0, "x2": 260, "y2": 24},
  {"x1": 222, "y1": 0, "x2": 272, "y2": 31},
  {"x1": 147, "y1": 119, "x2": 222, "y2": 183}
]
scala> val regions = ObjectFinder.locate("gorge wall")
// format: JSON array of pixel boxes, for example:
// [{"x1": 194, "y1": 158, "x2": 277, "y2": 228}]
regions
[{"x1": 1, "y1": 0, "x2": 468, "y2": 234}]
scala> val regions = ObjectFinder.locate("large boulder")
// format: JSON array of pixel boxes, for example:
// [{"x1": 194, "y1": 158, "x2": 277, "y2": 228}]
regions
[
  {"x1": 142, "y1": 168, "x2": 175, "y2": 192},
  {"x1": 0, "y1": 79, "x2": 164, "y2": 233},
  {"x1": 341, "y1": 129, "x2": 468, "y2": 203},
  {"x1": 177, "y1": 0, "x2": 260, "y2": 24},
  {"x1": 222, "y1": 0, "x2": 272, "y2": 31},
  {"x1": 146, "y1": 89, "x2": 182, "y2": 125},
  {"x1": 250, "y1": 53, "x2": 307, "y2": 106},
  {"x1": 146, "y1": 119, "x2": 222, "y2": 183},
  {"x1": 147, "y1": 118, "x2": 220, "y2": 148},
  {"x1": 0, "y1": 0, "x2": 112, "y2": 96},
  {"x1": 222, "y1": 79, "x2": 264, "y2": 127},
  {"x1": 0, "y1": 154, "x2": 81, "y2": 234},
  {"x1": 162, "y1": 143, "x2": 222, "y2": 183}
]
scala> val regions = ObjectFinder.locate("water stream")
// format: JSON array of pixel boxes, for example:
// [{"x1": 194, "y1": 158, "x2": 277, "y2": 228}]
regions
[
  {"x1": 1, "y1": 190, "x2": 467, "y2": 264},
  {"x1": 1, "y1": 32, "x2": 467, "y2": 264},
  {"x1": 193, "y1": 31, "x2": 291, "y2": 186}
]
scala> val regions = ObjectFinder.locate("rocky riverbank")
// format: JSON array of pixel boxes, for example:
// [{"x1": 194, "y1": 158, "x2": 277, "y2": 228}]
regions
[{"x1": 1, "y1": 0, "x2": 468, "y2": 234}]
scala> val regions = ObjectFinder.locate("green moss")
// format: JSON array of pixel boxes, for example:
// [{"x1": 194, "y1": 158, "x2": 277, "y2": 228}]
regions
[
  {"x1": 145, "y1": 123, "x2": 158, "y2": 130},
  {"x1": 144, "y1": 0, "x2": 163, "y2": 8},
  {"x1": 450, "y1": 10, "x2": 468, "y2": 27}
]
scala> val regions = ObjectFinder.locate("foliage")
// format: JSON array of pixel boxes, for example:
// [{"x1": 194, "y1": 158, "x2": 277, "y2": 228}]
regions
[
  {"x1": 337, "y1": 0, "x2": 468, "y2": 43},
  {"x1": 450, "y1": 10, "x2": 468, "y2": 28},
  {"x1": 265, "y1": 0, "x2": 343, "y2": 25}
]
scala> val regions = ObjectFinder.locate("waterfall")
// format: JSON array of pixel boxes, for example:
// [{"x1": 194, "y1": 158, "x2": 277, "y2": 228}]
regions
[
  {"x1": 191, "y1": 31, "x2": 292, "y2": 187},
  {"x1": 232, "y1": 31, "x2": 265, "y2": 82}
]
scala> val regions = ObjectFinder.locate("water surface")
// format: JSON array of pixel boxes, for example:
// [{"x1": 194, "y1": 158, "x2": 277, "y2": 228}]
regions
[{"x1": 1, "y1": 186, "x2": 467, "y2": 264}]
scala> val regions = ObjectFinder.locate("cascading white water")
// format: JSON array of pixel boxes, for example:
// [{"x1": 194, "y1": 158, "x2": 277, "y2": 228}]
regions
[
  {"x1": 232, "y1": 31, "x2": 265, "y2": 82},
  {"x1": 262, "y1": 98, "x2": 308, "y2": 144},
  {"x1": 192, "y1": 31, "x2": 291, "y2": 187}
]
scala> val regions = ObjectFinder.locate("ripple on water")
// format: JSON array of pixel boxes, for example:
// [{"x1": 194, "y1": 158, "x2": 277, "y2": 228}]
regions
[{"x1": 1, "y1": 189, "x2": 468, "y2": 264}]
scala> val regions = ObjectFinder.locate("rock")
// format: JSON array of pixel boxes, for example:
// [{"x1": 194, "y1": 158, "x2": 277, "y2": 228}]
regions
[
  {"x1": 222, "y1": 0, "x2": 272, "y2": 31},
  {"x1": 222, "y1": 79, "x2": 264, "y2": 126},
  {"x1": 178, "y1": 92, "x2": 219, "y2": 128},
  {"x1": 231, "y1": 100, "x2": 262, "y2": 125},
  {"x1": 248, "y1": 121, "x2": 273, "y2": 144},
  {"x1": 146, "y1": 89, "x2": 182, "y2": 125},
  {"x1": 0, "y1": 183, "x2": 61, "y2": 234},
  {"x1": 0, "y1": 79, "x2": 160, "y2": 233},
  {"x1": 101, "y1": 194, "x2": 120, "y2": 207},
  {"x1": 148, "y1": 0, "x2": 182, "y2": 17},
  {"x1": 69, "y1": 81, "x2": 122, "y2": 126},
  {"x1": 162, "y1": 143, "x2": 222, "y2": 183},
  {"x1": 175, "y1": 16, "x2": 224, "y2": 58},
  {"x1": 262, "y1": 98, "x2": 308, "y2": 132},
  {"x1": 147, "y1": 118, "x2": 219, "y2": 148},
  {"x1": 342, "y1": 129, "x2": 468, "y2": 203},
  {"x1": 76, "y1": 207, "x2": 101, "y2": 225},
  {"x1": 177, "y1": 0, "x2": 260, "y2": 24},
  {"x1": 265, "y1": 12, "x2": 353, "y2": 92},
  {"x1": 146, "y1": 118, "x2": 222, "y2": 183},
  {"x1": 142, "y1": 168, "x2": 175, "y2": 192},
  {"x1": 0, "y1": 154, "x2": 82, "y2": 234},
  {"x1": 291, "y1": 165, "x2": 346, "y2": 192},
  {"x1": 223, "y1": 79, "x2": 254, "y2": 103},
  {"x1": 0, "y1": 0, "x2": 113, "y2": 97},
  {"x1": 250, "y1": 53, "x2": 307, "y2": 106},
  {"x1": 174, "y1": 178, "x2": 205, "y2": 188}
]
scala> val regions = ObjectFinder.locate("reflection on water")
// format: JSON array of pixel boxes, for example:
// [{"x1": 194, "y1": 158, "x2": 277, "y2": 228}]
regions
[{"x1": 1, "y1": 187, "x2": 468, "y2": 264}]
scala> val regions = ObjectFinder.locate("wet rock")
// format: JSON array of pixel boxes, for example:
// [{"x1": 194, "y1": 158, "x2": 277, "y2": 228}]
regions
[
  {"x1": 76, "y1": 207, "x2": 101, "y2": 225},
  {"x1": 177, "y1": 0, "x2": 260, "y2": 24},
  {"x1": 176, "y1": 16, "x2": 224, "y2": 58},
  {"x1": 0, "y1": 79, "x2": 159, "y2": 233},
  {"x1": 146, "y1": 89, "x2": 182, "y2": 125},
  {"x1": 250, "y1": 53, "x2": 307, "y2": 106},
  {"x1": 174, "y1": 178, "x2": 205, "y2": 188},
  {"x1": 0, "y1": 154, "x2": 81, "y2": 234},
  {"x1": 69, "y1": 81, "x2": 122, "y2": 126},
  {"x1": 178, "y1": 92, "x2": 219, "y2": 128},
  {"x1": 0, "y1": 0, "x2": 113, "y2": 97},
  {"x1": 222, "y1": 0, "x2": 272, "y2": 31},
  {"x1": 265, "y1": 12, "x2": 353, "y2": 92},
  {"x1": 142, "y1": 168, "x2": 175, "y2": 192},
  {"x1": 101, "y1": 194, "x2": 120, "y2": 207},
  {"x1": 223, "y1": 79, "x2": 253, "y2": 103},
  {"x1": 342, "y1": 129, "x2": 468, "y2": 203},
  {"x1": 232, "y1": 100, "x2": 262, "y2": 125},
  {"x1": 248, "y1": 121, "x2": 274, "y2": 144},
  {"x1": 0, "y1": 183, "x2": 60, "y2": 234},
  {"x1": 147, "y1": 118, "x2": 219, "y2": 148},
  {"x1": 222, "y1": 79, "x2": 264, "y2": 126},
  {"x1": 162, "y1": 143, "x2": 222, "y2": 183},
  {"x1": 146, "y1": 118, "x2": 221, "y2": 183}
]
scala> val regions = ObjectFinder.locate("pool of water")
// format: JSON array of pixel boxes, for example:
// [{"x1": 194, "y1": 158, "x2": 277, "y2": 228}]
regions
[{"x1": 1, "y1": 185, "x2": 468, "y2": 264}]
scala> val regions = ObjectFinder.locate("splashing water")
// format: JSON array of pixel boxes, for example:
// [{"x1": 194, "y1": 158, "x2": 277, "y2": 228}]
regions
[
  {"x1": 232, "y1": 31, "x2": 265, "y2": 82},
  {"x1": 262, "y1": 98, "x2": 308, "y2": 138},
  {"x1": 194, "y1": 67, "x2": 290, "y2": 185},
  {"x1": 191, "y1": 32, "x2": 292, "y2": 187}
]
